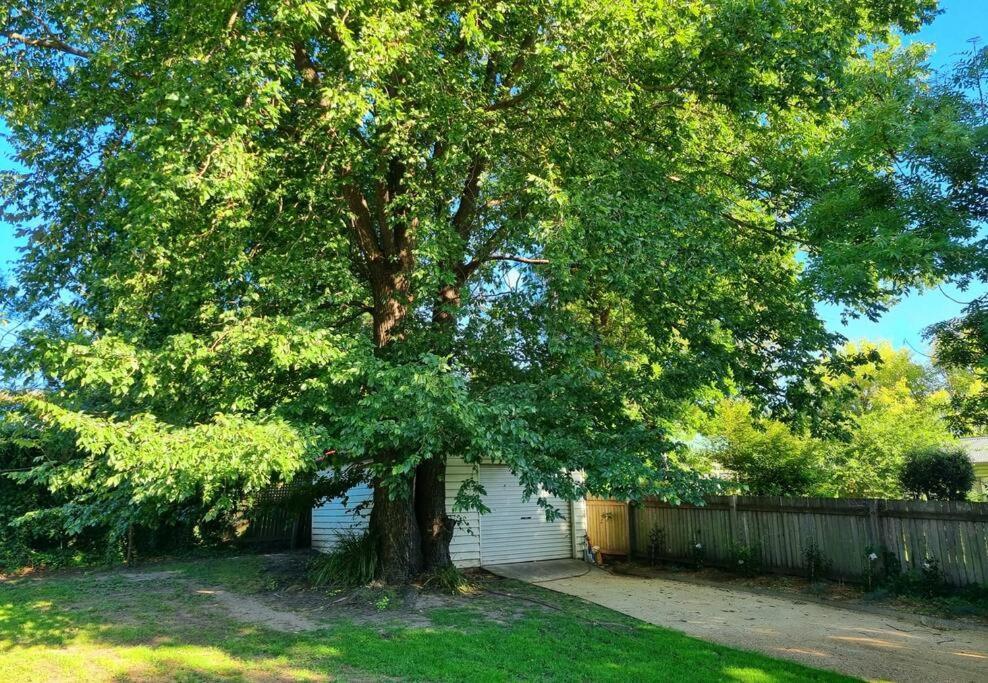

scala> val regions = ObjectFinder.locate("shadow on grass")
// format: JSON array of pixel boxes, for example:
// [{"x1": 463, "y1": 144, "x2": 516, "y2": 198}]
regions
[{"x1": 0, "y1": 556, "x2": 856, "y2": 682}]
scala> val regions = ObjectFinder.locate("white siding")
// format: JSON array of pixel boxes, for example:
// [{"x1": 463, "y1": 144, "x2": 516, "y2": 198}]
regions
[
  {"x1": 311, "y1": 482, "x2": 373, "y2": 552},
  {"x1": 310, "y1": 459, "x2": 482, "y2": 567},
  {"x1": 311, "y1": 460, "x2": 583, "y2": 567}
]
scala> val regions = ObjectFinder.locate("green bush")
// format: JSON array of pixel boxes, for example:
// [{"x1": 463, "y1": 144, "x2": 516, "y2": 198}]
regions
[
  {"x1": 802, "y1": 541, "x2": 832, "y2": 582},
  {"x1": 900, "y1": 445, "x2": 975, "y2": 501},
  {"x1": 728, "y1": 541, "x2": 763, "y2": 577},
  {"x1": 308, "y1": 531, "x2": 378, "y2": 587},
  {"x1": 647, "y1": 526, "x2": 667, "y2": 566}
]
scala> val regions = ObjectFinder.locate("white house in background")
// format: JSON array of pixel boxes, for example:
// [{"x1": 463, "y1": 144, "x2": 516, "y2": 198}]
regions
[
  {"x1": 962, "y1": 436, "x2": 988, "y2": 498},
  {"x1": 312, "y1": 457, "x2": 588, "y2": 567}
]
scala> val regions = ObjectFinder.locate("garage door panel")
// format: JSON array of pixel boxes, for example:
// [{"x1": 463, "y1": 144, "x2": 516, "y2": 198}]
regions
[
  {"x1": 479, "y1": 526, "x2": 570, "y2": 540},
  {"x1": 479, "y1": 465, "x2": 572, "y2": 565}
]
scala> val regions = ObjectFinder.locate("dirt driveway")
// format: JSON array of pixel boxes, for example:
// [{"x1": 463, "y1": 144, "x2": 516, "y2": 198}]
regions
[{"x1": 486, "y1": 560, "x2": 988, "y2": 683}]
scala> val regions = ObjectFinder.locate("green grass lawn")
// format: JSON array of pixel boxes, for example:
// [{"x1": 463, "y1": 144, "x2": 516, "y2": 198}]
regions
[{"x1": 0, "y1": 553, "x2": 856, "y2": 682}]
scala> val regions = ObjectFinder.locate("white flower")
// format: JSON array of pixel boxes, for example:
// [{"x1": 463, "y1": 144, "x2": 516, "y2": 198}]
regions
[
  {"x1": 922, "y1": 561, "x2": 931, "y2": 570},
  {"x1": 695, "y1": 543, "x2": 703, "y2": 550},
  {"x1": 737, "y1": 559, "x2": 744, "y2": 565},
  {"x1": 868, "y1": 553, "x2": 878, "y2": 561}
]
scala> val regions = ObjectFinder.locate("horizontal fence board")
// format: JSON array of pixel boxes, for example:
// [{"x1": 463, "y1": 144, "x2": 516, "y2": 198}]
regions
[{"x1": 629, "y1": 495, "x2": 988, "y2": 586}]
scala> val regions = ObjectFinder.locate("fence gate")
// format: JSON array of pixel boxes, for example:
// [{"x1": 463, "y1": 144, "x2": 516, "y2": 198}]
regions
[{"x1": 586, "y1": 498, "x2": 630, "y2": 555}]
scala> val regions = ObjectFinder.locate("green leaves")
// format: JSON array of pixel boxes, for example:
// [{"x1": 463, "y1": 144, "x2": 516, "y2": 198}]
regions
[
  {"x1": 3, "y1": 391, "x2": 315, "y2": 528},
  {"x1": 0, "y1": 0, "x2": 983, "y2": 542}
]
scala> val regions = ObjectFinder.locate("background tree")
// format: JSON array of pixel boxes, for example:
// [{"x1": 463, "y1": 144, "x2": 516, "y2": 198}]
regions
[
  {"x1": 694, "y1": 342, "x2": 961, "y2": 498},
  {"x1": 697, "y1": 399, "x2": 828, "y2": 496},
  {"x1": 0, "y1": 1, "x2": 985, "y2": 581},
  {"x1": 823, "y1": 342, "x2": 957, "y2": 497}
]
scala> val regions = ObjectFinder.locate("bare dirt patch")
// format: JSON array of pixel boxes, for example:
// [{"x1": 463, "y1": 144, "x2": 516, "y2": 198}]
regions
[
  {"x1": 112, "y1": 553, "x2": 529, "y2": 633},
  {"x1": 194, "y1": 587, "x2": 320, "y2": 633},
  {"x1": 120, "y1": 570, "x2": 182, "y2": 583}
]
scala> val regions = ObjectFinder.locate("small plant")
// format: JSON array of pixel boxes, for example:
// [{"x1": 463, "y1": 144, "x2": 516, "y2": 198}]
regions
[
  {"x1": 863, "y1": 545, "x2": 900, "y2": 592},
  {"x1": 648, "y1": 526, "x2": 667, "y2": 566},
  {"x1": 728, "y1": 541, "x2": 762, "y2": 577},
  {"x1": 863, "y1": 548, "x2": 881, "y2": 592},
  {"x1": 308, "y1": 530, "x2": 378, "y2": 588},
  {"x1": 802, "y1": 541, "x2": 832, "y2": 583},
  {"x1": 918, "y1": 556, "x2": 947, "y2": 597},
  {"x1": 374, "y1": 592, "x2": 393, "y2": 611},
  {"x1": 424, "y1": 565, "x2": 471, "y2": 595},
  {"x1": 690, "y1": 533, "x2": 706, "y2": 569}
]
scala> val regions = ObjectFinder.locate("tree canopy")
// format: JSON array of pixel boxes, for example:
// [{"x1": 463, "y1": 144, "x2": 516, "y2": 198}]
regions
[{"x1": 0, "y1": 1, "x2": 985, "y2": 580}]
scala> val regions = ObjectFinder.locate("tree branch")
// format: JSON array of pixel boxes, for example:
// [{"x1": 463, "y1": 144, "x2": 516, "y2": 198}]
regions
[
  {"x1": 485, "y1": 88, "x2": 536, "y2": 111},
  {"x1": 292, "y1": 41, "x2": 321, "y2": 86},
  {"x1": 488, "y1": 253, "x2": 550, "y2": 265},
  {"x1": 462, "y1": 253, "x2": 550, "y2": 273},
  {"x1": 451, "y1": 157, "x2": 486, "y2": 238},
  {"x1": 1, "y1": 30, "x2": 91, "y2": 59},
  {"x1": 342, "y1": 180, "x2": 383, "y2": 264},
  {"x1": 721, "y1": 211, "x2": 802, "y2": 245}
]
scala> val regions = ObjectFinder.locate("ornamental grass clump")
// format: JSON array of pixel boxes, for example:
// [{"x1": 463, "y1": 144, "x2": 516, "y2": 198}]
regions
[{"x1": 309, "y1": 531, "x2": 378, "y2": 588}]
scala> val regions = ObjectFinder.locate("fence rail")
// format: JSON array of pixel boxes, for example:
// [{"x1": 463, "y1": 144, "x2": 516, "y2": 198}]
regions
[{"x1": 610, "y1": 495, "x2": 988, "y2": 586}]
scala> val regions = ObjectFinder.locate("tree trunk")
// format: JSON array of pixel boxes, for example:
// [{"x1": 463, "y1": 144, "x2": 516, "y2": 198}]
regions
[
  {"x1": 415, "y1": 456, "x2": 454, "y2": 571},
  {"x1": 370, "y1": 476, "x2": 423, "y2": 583},
  {"x1": 409, "y1": 281, "x2": 464, "y2": 571},
  {"x1": 367, "y1": 275, "x2": 426, "y2": 582}
]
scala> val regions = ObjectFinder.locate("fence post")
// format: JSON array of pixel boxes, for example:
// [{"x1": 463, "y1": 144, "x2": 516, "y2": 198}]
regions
[
  {"x1": 628, "y1": 502, "x2": 637, "y2": 559},
  {"x1": 866, "y1": 500, "x2": 884, "y2": 578},
  {"x1": 867, "y1": 500, "x2": 880, "y2": 549},
  {"x1": 729, "y1": 495, "x2": 738, "y2": 543}
]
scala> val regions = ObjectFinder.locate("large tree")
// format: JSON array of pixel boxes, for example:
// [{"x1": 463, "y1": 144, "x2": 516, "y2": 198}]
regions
[{"x1": 1, "y1": 1, "x2": 984, "y2": 580}]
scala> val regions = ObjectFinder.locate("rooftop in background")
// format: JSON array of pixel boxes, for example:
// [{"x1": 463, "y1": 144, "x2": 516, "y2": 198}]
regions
[{"x1": 961, "y1": 436, "x2": 988, "y2": 464}]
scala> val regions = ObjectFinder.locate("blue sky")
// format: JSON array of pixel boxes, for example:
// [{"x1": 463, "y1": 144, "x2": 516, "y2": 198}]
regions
[{"x1": 0, "y1": 1, "x2": 984, "y2": 356}]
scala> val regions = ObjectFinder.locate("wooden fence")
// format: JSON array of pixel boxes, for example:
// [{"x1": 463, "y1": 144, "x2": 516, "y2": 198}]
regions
[
  {"x1": 239, "y1": 482, "x2": 312, "y2": 548},
  {"x1": 586, "y1": 498, "x2": 631, "y2": 555},
  {"x1": 606, "y1": 495, "x2": 988, "y2": 586}
]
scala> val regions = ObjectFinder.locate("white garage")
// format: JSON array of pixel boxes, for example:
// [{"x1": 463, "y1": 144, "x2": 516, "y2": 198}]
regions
[
  {"x1": 478, "y1": 465, "x2": 575, "y2": 565},
  {"x1": 312, "y1": 458, "x2": 586, "y2": 567}
]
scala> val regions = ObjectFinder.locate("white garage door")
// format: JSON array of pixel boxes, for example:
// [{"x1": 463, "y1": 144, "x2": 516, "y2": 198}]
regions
[{"x1": 479, "y1": 465, "x2": 572, "y2": 565}]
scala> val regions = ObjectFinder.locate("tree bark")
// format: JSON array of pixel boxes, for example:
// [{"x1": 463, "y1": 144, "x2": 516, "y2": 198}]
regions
[
  {"x1": 415, "y1": 455, "x2": 454, "y2": 571},
  {"x1": 370, "y1": 268, "x2": 410, "y2": 348},
  {"x1": 368, "y1": 277, "x2": 420, "y2": 582},
  {"x1": 370, "y1": 475, "x2": 423, "y2": 583}
]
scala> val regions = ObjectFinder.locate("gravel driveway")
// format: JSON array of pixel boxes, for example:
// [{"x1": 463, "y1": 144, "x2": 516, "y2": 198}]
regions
[{"x1": 486, "y1": 560, "x2": 988, "y2": 682}]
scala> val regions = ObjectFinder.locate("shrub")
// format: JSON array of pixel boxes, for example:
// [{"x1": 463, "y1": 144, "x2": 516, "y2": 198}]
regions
[
  {"x1": 863, "y1": 545, "x2": 900, "y2": 592},
  {"x1": 647, "y1": 526, "x2": 667, "y2": 566},
  {"x1": 690, "y1": 533, "x2": 706, "y2": 569},
  {"x1": 900, "y1": 445, "x2": 975, "y2": 501},
  {"x1": 308, "y1": 531, "x2": 378, "y2": 587},
  {"x1": 802, "y1": 541, "x2": 832, "y2": 582},
  {"x1": 882, "y1": 558, "x2": 950, "y2": 598},
  {"x1": 728, "y1": 541, "x2": 762, "y2": 577}
]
